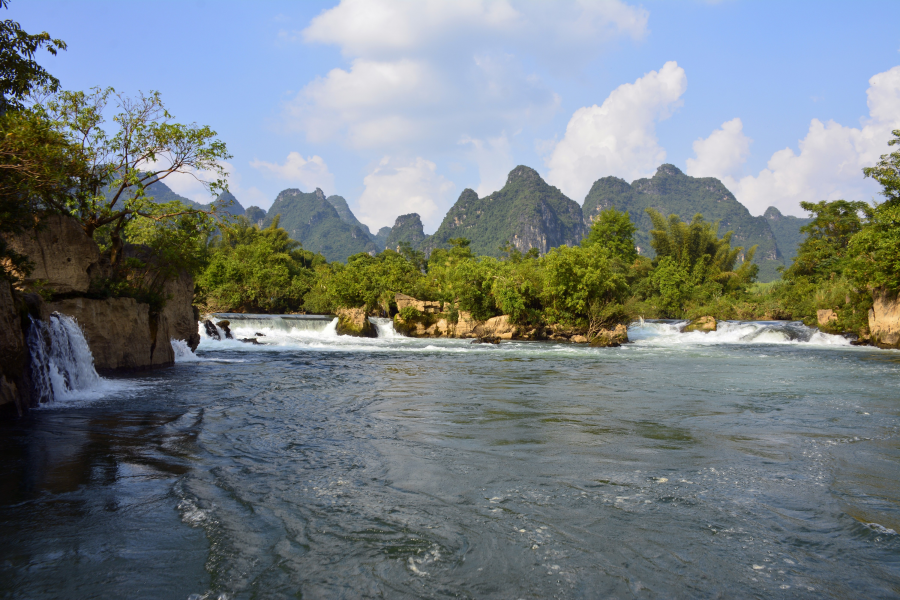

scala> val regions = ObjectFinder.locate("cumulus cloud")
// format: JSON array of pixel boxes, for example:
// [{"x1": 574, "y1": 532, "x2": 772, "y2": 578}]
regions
[
  {"x1": 689, "y1": 66, "x2": 900, "y2": 216},
  {"x1": 250, "y1": 152, "x2": 335, "y2": 195},
  {"x1": 546, "y1": 61, "x2": 688, "y2": 201},
  {"x1": 685, "y1": 117, "x2": 751, "y2": 181},
  {"x1": 459, "y1": 132, "x2": 515, "y2": 196},
  {"x1": 357, "y1": 156, "x2": 455, "y2": 231},
  {"x1": 285, "y1": 0, "x2": 646, "y2": 153}
]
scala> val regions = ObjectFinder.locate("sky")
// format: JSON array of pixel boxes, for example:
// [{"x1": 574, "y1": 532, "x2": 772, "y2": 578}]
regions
[{"x1": 13, "y1": 0, "x2": 900, "y2": 233}]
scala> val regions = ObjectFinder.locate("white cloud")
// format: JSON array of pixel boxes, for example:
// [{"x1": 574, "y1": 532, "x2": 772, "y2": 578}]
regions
[
  {"x1": 690, "y1": 66, "x2": 900, "y2": 216},
  {"x1": 357, "y1": 156, "x2": 455, "y2": 231},
  {"x1": 250, "y1": 152, "x2": 335, "y2": 195},
  {"x1": 685, "y1": 117, "x2": 751, "y2": 181},
  {"x1": 546, "y1": 61, "x2": 688, "y2": 201},
  {"x1": 286, "y1": 0, "x2": 646, "y2": 154},
  {"x1": 459, "y1": 132, "x2": 515, "y2": 196}
]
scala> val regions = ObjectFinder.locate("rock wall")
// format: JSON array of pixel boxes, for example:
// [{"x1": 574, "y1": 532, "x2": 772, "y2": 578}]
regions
[
  {"x1": 45, "y1": 297, "x2": 174, "y2": 373},
  {"x1": 335, "y1": 307, "x2": 375, "y2": 337},
  {"x1": 0, "y1": 281, "x2": 28, "y2": 416},
  {"x1": 868, "y1": 291, "x2": 900, "y2": 349},
  {"x1": 1, "y1": 215, "x2": 203, "y2": 414}
]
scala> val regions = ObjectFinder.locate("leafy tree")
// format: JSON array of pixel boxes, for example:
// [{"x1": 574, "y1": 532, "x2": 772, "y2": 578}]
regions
[
  {"x1": 785, "y1": 200, "x2": 871, "y2": 283},
  {"x1": 30, "y1": 87, "x2": 230, "y2": 268},
  {"x1": 199, "y1": 216, "x2": 325, "y2": 313},
  {"x1": 540, "y1": 244, "x2": 628, "y2": 325},
  {"x1": 0, "y1": 0, "x2": 66, "y2": 112},
  {"x1": 863, "y1": 129, "x2": 900, "y2": 207},
  {"x1": 581, "y1": 207, "x2": 638, "y2": 264}
]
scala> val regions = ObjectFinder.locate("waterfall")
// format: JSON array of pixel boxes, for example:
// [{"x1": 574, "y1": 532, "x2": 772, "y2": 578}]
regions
[
  {"x1": 369, "y1": 317, "x2": 402, "y2": 338},
  {"x1": 27, "y1": 313, "x2": 104, "y2": 403},
  {"x1": 171, "y1": 339, "x2": 202, "y2": 362}
]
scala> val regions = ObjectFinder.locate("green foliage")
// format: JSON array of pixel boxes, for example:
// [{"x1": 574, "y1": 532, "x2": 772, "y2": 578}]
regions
[
  {"x1": 304, "y1": 250, "x2": 424, "y2": 314},
  {"x1": 785, "y1": 200, "x2": 871, "y2": 283},
  {"x1": 540, "y1": 244, "x2": 628, "y2": 326},
  {"x1": 863, "y1": 129, "x2": 900, "y2": 207},
  {"x1": 582, "y1": 207, "x2": 638, "y2": 264},
  {"x1": 848, "y1": 201, "x2": 900, "y2": 292},
  {"x1": 0, "y1": 0, "x2": 66, "y2": 112},
  {"x1": 198, "y1": 217, "x2": 324, "y2": 313}
]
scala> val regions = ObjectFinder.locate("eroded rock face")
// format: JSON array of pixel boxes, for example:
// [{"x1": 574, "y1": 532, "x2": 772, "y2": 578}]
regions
[
  {"x1": 7, "y1": 215, "x2": 102, "y2": 294},
  {"x1": 336, "y1": 308, "x2": 375, "y2": 337},
  {"x1": 0, "y1": 281, "x2": 28, "y2": 416},
  {"x1": 45, "y1": 297, "x2": 166, "y2": 373},
  {"x1": 395, "y1": 293, "x2": 442, "y2": 314},
  {"x1": 868, "y1": 291, "x2": 900, "y2": 349},
  {"x1": 162, "y1": 270, "x2": 200, "y2": 350},
  {"x1": 684, "y1": 316, "x2": 717, "y2": 333},
  {"x1": 590, "y1": 324, "x2": 629, "y2": 348}
]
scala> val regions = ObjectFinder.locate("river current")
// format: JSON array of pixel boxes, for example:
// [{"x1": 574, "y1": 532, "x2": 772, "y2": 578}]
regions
[{"x1": 2, "y1": 318, "x2": 900, "y2": 599}]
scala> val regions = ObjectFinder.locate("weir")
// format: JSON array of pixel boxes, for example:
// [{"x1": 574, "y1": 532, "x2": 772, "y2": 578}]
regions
[{"x1": 211, "y1": 313, "x2": 336, "y2": 334}]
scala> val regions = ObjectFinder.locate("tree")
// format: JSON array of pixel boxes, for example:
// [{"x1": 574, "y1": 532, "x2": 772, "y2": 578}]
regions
[
  {"x1": 863, "y1": 129, "x2": 900, "y2": 207},
  {"x1": 785, "y1": 200, "x2": 871, "y2": 282},
  {"x1": 30, "y1": 87, "x2": 231, "y2": 269},
  {"x1": 581, "y1": 207, "x2": 638, "y2": 264},
  {"x1": 0, "y1": 0, "x2": 66, "y2": 112}
]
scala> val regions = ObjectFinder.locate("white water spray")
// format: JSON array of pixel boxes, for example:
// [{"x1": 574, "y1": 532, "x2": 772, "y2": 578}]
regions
[
  {"x1": 27, "y1": 313, "x2": 105, "y2": 402},
  {"x1": 369, "y1": 317, "x2": 402, "y2": 339}
]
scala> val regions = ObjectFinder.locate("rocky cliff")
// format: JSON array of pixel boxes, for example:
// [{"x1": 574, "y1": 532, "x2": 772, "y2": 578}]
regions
[
  {"x1": 425, "y1": 166, "x2": 585, "y2": 256},
  {"x1": 868, "y1": 291, "x2": 900, "y2": 349},
  {"x1": 583, "y1": 165, "x2": 785, "y2": 282},
  {"x1": 384, "y1": 213, "x2": 426, "y2": 252},
  {"x1": 0, "y1": 215, "x2": 201, "y2": 415},
  {"x1": 266, "y1": 188, "x2": 377, "y2": 262}
]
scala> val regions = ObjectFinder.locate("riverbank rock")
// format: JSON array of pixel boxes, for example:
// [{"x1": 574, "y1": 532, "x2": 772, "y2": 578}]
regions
[
  {"x1": 162, "y1": 269, "x2": 201, "y2": 350},
  {"x1": 203, "y1": 319, "x2": 220, "y2": 340},
  {"x1": 6, "y1": 214, "x2": 103, "y2": 294},
  {"x1": 395, "y1": 293, "x2": 442, "y2": 314},
  {"x1": 45, "y1": 297, "x2": 173, "y2": 373},
  {"x1": 868, "y1": 291, "x2": 900, "y2": 349},
  {"x1": 482, "y1": 315, "x2": 516, "y2": 339},
  {"x1": 589, "y1": 324, "x2": 629, "y2": 348},
  {"x1": 336, "y1": 308, "x2": 375, "y2": 337},
  {"x1": 684, "y1": 316, "x2": 717, "y2": 332}
]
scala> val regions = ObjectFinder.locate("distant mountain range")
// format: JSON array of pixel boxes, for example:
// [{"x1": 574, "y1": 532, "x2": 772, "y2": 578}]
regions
[{"x1": 141, "y1": 165, "x2": 813, "y2": 282}]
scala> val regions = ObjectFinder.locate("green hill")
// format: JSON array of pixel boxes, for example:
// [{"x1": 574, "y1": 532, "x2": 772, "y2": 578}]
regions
[
  {"x1": 763, "y1": 206, "x2": 811, "y2": 265},
  {"x1": 264, "y1": 188, "x2": 376, "y2": 262},
  {"x1": 373, "y1": 227, "x2": 391, "y2": 252},
  {"x1": 582, "y1": 164, "x2": 784, "y2": 282},
  {"x1": 424, "y1": 166, "x2": 585, "y2": 257},
  {"x1": 385, "y1": 214, "x2": 426, "y2": 251}
]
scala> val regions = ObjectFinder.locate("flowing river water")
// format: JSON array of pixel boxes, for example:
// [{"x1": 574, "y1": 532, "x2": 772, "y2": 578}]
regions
[{"x1": 2, "y1": 317, "x2": 900, "y2": 599}]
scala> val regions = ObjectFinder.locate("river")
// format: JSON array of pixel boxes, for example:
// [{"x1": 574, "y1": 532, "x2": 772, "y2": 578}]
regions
[{"x1": 1, "y1": 318, "x2": 899, "y2": 599}]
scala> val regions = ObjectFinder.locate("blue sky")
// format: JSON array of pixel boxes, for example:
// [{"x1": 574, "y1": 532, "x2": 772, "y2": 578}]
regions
[{"x1": 13, "y1": 0, "x2": 900, "y2": 232}]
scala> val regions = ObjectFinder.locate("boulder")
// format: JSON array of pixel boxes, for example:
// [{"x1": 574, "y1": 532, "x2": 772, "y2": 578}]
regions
[
  {"x1": 7, "y1": 214, "x2": 102, "y2": 294},
  {"x1": 483, "y1": 315, "x2": 516, "y2": 337},
  {"x1": 868, "y1": 291, "x2": 900, "y2": 349},
  {"x1": 684, "y1": 316, "x2": 717, "y2": 332},
  {"x1": 570, "y1": 335, "x2": 588, "y2": 343},
  {"x1": 590, "y1": 324, "x2": 629, "y2": 348},
  {"x1": 45, "y1": 297, "x2": 164, "y2": 373},
  {"x1": 335, "y1": 307, "x2": 375, "y2": 337},
  {"x1": 202, "y1": 319, "x2": 220, "y2": 340},
  {"x1": 454, "y1": 311, "x2": 479, "y2": 338}
]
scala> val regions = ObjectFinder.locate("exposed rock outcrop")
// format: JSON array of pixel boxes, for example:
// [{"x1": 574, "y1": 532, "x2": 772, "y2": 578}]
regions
[
  {"x1": 6, "y1": 214, "x2": 103, "y2": 293},
  {"x1": 335, "y1": 307, "x2": 375, "y2": 337},
  {"x1": 45, "y1": 297, "x2": 173, "y2": 373},
  {"x1": 395, "y1": 293, "x2": 442, "y2": 314},
  {"x1": 685, "y1": 316, "x2": 717, "y2": 332},
  {"x1": 817, "y1": 309, "x2": 838, "y2": 329},
  {"x1": 868, "y1": 291, "x2": 900, "y2": 349},
  {"x1": 161, "y1": 270, "x2": 201, "y2": 350},
  {"x1": 590, "y1": 325, "x2": 629, "y2": 348}
]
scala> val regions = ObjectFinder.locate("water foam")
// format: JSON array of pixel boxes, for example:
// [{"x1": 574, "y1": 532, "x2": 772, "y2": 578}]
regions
[
  {"x1": 27, "y1": 313, "x2": 127, "y2": 403},
  {"x1": 369, "y1": 316, "x2": 402, "y2": 339},
  {"x1": 172, "y1": 339, "x2": 202, "y2": 362},
  {"x1": 628, "y1": 320, "x2": 851, "y2": 347}
]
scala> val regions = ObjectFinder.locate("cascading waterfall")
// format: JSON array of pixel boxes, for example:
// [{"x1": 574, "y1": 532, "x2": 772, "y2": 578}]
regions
[
  {"x1": 27, "y1": 313, "x2": 104, "y2": 402},
  {"x1": 628, "y1": 319, "x2": 851, "y2": 346},
  {"x1": 368, "y1": 316, "x2": 402, "y2": 338}
]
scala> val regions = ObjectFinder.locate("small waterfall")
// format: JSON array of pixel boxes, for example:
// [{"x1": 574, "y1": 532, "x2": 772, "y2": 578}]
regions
[
  {"x1": 171, "y1": 339, "x2": 201, "y2": 362},
  {"x1": 369, "y1": 317, "x2": 402, "y2": 338},
  {"x1": 27, "y1": 313, "x2": 104, "y2": 403}
]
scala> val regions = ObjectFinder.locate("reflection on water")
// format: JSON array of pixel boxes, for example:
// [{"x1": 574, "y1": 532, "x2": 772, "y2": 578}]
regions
[{"x1": 1, "y1": 320, "x2": 900, "y2": 599}]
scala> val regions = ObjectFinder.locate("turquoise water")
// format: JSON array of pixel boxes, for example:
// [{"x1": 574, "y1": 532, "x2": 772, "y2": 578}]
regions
[{"x1": 2, "y1": 319, "x2": 899, "y2": 598}]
